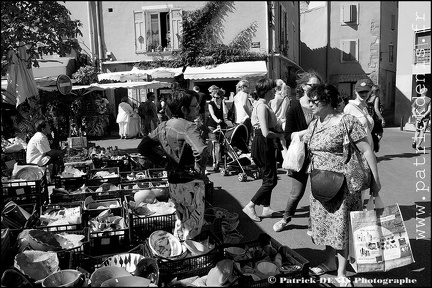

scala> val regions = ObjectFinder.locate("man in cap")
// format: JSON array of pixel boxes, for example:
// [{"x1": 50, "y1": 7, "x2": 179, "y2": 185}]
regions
[{"x1": 344, "y1": 79, "x2": 375, "y2": 148}]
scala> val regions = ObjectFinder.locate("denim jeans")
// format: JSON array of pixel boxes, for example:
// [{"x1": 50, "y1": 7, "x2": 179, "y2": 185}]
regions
[{"x1": 284, "y1": 170, "x2": 309, "y2": 221}]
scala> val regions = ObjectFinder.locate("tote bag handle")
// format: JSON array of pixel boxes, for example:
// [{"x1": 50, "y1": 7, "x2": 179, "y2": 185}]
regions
[{"x1": 366, "y1": 194, "x2": 385, "y2": 211}]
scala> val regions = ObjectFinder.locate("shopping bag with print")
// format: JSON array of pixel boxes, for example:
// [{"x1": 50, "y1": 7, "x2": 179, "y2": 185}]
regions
[{"x1": 349, "y1": 195, "x2": 415, "y2": 273}]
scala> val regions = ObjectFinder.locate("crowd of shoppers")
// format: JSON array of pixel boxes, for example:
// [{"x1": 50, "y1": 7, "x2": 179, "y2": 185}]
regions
[{"x1": 132, "y1": 71, "x2": 389, "y2": 287}]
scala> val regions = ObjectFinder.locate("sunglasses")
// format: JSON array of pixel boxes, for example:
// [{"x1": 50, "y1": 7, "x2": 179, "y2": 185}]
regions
[
  {"x1": 309, "y1": 98, "x2": 321, "y2": 106},
  {"x1": 306, "y1": 83, "x2": 319, "y2": 88}
]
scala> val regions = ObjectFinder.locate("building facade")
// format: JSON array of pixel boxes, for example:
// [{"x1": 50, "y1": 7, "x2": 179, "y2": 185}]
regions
[
  {"x1": 62, "y1": 1, "x2": 301, "y2": 103},
  {"x1": 396, "y1": 1, "x2": 431, "y2": 129},
  {"x1": 300, "y1": 1, "x2": 398, "y2": 120}
]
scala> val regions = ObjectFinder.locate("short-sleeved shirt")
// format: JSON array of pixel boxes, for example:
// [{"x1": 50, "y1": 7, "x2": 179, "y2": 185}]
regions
[
  {"x1": 344, "y1": 100, "x2": 374, "y2": 147},
  {"x1": 233, "y1": 91, "x2": 252, "y2": 124},
  {"x1": 26, "y1": 132, "x2": 51, "y2": 166}
]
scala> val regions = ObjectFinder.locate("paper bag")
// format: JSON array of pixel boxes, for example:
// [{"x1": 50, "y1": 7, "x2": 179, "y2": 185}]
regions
[
  {"x1": 169, "y1": 178, "x2": 205, "y2": 240},
  {"x1": 349, "y1": 196, "x2": 415, "y2": 273}
]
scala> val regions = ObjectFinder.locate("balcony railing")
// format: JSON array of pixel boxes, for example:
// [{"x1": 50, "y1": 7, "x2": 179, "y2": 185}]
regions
[{"x1": 414, "y1": 43, "x2": 431, "y2": 64}]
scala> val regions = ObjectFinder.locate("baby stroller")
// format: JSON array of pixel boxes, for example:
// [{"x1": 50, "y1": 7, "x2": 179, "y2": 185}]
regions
[{"x1": 215, "y1": 123, "x2": 261, "y2": 182}]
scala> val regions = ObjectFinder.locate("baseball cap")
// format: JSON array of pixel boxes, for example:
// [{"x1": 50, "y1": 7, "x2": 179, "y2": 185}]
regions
[{"x1": 355, "y1": 79, "x2": 373, "y2": 92}]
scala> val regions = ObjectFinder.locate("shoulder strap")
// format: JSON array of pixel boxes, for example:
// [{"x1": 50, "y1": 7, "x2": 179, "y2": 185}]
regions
[
  {"x1": 307, "y1": 120, "x2": 318, "y2": 169},
  {"x1": 274, "y1": 97, "x2": 286, "y2": 114}
]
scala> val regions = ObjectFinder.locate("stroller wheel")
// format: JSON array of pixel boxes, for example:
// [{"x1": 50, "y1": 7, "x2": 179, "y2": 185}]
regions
[
  {"x1": 238, "y1": 172, "x2": 247, "y2": 182},
  {"x1": 220, "y1": 168, "x2": 228, "y2": 176}
]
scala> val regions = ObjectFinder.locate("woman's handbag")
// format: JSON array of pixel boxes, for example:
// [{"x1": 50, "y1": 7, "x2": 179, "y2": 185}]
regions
[
  {"x1": 282, "y1": 133, "x2": 305, "y2": 172},
  {"x1": 308, "y1": 120, "x2": 345, "y2": 204},
  {"x1": 310, "y1": 169, "x2": 345, "y2": 204},
  {"x1": 342, "y1": 119, "x2": 372, "y2": 191},
  {"x1": 349, "y1": 195, "x2": 415, "y2": 272}
]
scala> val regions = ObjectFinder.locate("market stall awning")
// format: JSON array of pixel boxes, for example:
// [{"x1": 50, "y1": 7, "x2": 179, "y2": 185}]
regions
[
  {"x1": 97, "y1": 67, "x2": 181, "y2": 82},
  {"x1": 37, "y1": 80, "x2": 172, "y2": 94},
  {"x1": 32, "y1": 57, "x2": 76, "y2": 78},
  {"x1": 97, "y1": 61, "x2": 267, "y2": 82},
  {"x1": 183, "y1": 61, "x2": 268, "y2": 80}
]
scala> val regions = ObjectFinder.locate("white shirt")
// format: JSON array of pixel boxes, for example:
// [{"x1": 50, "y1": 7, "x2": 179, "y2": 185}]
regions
[
  {"x1": 344, "y1": 100, "x2": 374, "y2": 147},
  {"x1": 26, "y1": 132, "x2": 51, "y2": 166},
  {"x1": 233, "y1": 91, "x2": 251, "y2": 123}
]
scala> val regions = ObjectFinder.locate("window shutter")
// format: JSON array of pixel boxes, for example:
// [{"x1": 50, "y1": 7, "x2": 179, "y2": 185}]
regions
[
  {"x1": 342, "y1": 4, "x2": 356, "y2": 23},
  {"x1": 134, "y1": 12, "x2": 145, "y2": 53},
  {"x1": 169, "y1": 9, "x2": 182, "y2": 49},
  {"x1": 341, "y1": 40, "x2": 357, "y2": 62}
]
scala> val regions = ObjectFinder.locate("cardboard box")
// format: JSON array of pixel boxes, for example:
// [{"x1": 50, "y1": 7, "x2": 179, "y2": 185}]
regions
[{"x1": 68, "y1": 137, "x2": 87, "y2": 149}]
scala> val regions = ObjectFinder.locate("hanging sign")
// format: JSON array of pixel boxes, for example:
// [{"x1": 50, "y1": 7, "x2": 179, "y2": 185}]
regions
[{"x1": 56, "y1": 74, "x2": 72, "y2": 95}]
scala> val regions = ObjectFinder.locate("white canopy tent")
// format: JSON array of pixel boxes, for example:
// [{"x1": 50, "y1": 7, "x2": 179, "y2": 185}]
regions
[
  {"x1": 37, "y1": 80, "x2": 171, "y2": 95},
  {"x1": 97, "y1": 67, "x2": 181, "y2": 82},
  {"x1": 97, "y1": 61, "x2": 268, "y2": 82}
]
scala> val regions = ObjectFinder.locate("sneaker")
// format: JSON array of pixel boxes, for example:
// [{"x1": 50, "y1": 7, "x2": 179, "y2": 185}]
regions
[{"x1": 273, "y1": 219, "x2": 290, "y2": 232}]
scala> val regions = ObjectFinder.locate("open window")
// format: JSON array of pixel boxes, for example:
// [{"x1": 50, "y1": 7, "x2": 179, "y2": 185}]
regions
[
  {"x1": 340, "y1": 4, "x2": 358, "y2": 25},
  {"x1": 340, "y1": 39, "x2": 358, "y2": 63},
  {"x1": 134, "y1": 6, "x2": 182, "y2": 53}
]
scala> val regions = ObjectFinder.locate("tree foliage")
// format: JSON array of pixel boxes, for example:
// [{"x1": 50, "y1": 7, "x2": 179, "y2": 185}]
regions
[
  {"x1": 1, "y1": 1, "x2": 83, "y2": 73},
  {"x1": 72, "y1": 65, "x2": 99, "y2": 85}
]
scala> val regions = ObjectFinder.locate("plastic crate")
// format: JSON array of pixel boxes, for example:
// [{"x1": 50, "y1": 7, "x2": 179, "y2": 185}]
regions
[
  {"x1": 92, "y1": 157, "x2": 131, "y2": 172},
  {"x1": 119, "y1": 171, "x2": 152, "y2": 184},
  {"x1": 72, "y1": 243, "x2": 145, "y2": 274},
  {"x1": 124, "y1": 194, "x2": 176, "y2": 243},
  {"x1": 54, "y1": 228, "x2": 90, "y2": 270},
  {"x1": 86, "y1": 167, "x2": 121, "y2": 186},
  {"x1": 82, "y1": 197, "x2": 124, "y2": 226},
  {"x1": 53, "y1": 173, "x2": 88, "y2": 190},
  {"x1": 119, "y1": 178, "x2": 168, "y2": 190},
  {"x1": 2, "y1": 203, "x2": 39, "y2": 244},
  {"x1": 50, "y1": 184, "x2": 122, "y2": 203},
  {"x1": 2, "y1": 177, "x2": 48, "y2": 208},
  {"x1": 82, "y1": 197, "x2": 129, "y2": 255},
  {"x1": 143, "y1": 229, "x2": 224, "y2": 285},
  {"x1": 50, "y1": 190, "x2": 90, "y2": 204},
  {"x1": 36, "y1": 203, "x2": 83, "y2": 232},
  {"x1": 225, "y1": 233, "x2": 309, "y2": 287},
  {"x1": 86, "y1": 184, "x2": 125, "y2": 201}
]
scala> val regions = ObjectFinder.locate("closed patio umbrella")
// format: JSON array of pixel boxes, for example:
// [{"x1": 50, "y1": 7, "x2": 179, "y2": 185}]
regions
[{"x1": 6, "y1": 46, "x2": 39, "y2": 107}]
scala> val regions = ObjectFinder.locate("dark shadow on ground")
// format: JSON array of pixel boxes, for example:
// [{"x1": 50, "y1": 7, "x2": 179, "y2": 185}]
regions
[
  {"x1": 377, "y1": 151, "x2": 429, "y2": 162},
  {"x1": 398, "y1": 201, "x2": 431, "y2": 222},
  {"x1": 210, "y1": 185, "x2": 266, "y2": 243}
]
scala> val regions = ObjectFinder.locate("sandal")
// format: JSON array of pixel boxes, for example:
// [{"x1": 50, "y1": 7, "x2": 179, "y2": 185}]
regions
[
  {"x1": 310, "y1": 263, "x2": 337, "y2": 276},
  {"x1": 335, "y1": 276, "x2": 353, "y2": 287}
]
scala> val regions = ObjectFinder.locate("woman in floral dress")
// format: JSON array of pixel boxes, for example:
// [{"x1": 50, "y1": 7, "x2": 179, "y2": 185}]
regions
[{"x1": 303, "y1": 84, "x2": 381, "y2": 287}]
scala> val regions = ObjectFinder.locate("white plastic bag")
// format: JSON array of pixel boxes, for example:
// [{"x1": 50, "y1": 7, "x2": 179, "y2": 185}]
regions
[{"x1": 282, "y1": 134, "x2": 305, "y2": 172}]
